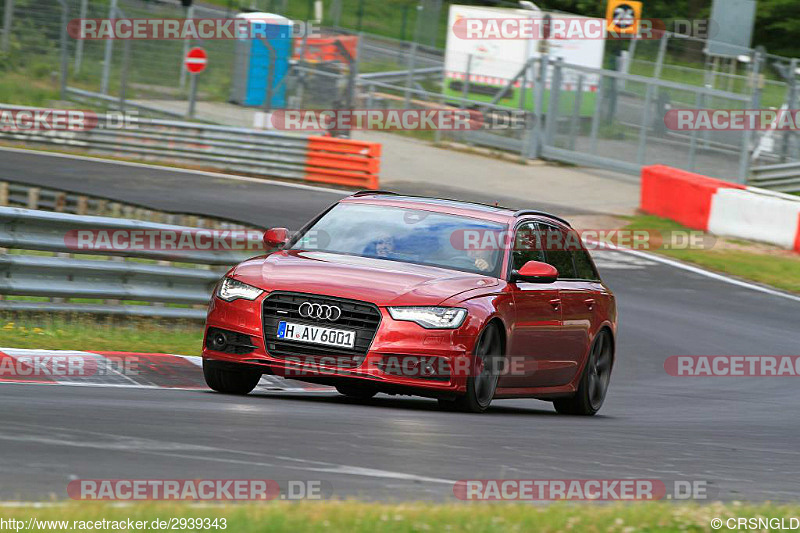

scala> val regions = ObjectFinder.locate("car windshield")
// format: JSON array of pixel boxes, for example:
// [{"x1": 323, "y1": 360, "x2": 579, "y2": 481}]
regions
[{"x1": 291, "y1": 203, "x2": 507, "y2": 277}]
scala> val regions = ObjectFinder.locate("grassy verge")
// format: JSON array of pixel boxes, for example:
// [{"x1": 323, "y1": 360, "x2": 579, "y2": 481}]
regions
[
  {"x1": 623, "y1": 215, "x2": 800, "y2": 294},
  {"x1": 0, "y1": 71, "x2": 61, "y2": 107},
  {"x1": 0, "y1": 501, "x2": 797, "y2": 532},
  {"x1": 0, "y1": 316, "x2": 203, "y2": 354}
]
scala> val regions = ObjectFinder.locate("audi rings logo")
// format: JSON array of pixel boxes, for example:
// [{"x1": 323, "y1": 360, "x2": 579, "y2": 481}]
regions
[{"x1": 299, "y1": 302, "x2": 342, "y2": 321}]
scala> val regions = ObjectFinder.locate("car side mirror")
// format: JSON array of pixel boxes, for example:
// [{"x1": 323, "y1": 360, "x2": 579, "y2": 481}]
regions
[
  {"x1": 511, "y1": 260, "x2": 558, "y2": 284},
  {"x1": 263, "y1": 227, "x2": 289, "y2": 249}
]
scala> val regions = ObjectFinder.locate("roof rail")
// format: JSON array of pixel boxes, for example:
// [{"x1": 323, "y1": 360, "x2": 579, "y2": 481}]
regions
[
  {"x1": 350, "y1": 190, "x2": 399, "y2": 197},
  {"x1": 513, "y1": 209, "x2": 572, "y2": 227}
]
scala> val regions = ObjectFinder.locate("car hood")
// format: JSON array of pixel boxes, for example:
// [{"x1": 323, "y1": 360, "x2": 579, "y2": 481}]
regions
[{"x1": 230, "y1": 250, "x2": 499, "y2": 307}]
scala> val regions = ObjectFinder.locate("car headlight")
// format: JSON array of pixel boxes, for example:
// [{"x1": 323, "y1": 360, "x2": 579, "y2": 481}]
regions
[
  {"x1": 387, "y1": 307, "x2": 467, "y2": 329},
  {"x1": 216, "y1": 277, "x2": 264, "y2": 302}
]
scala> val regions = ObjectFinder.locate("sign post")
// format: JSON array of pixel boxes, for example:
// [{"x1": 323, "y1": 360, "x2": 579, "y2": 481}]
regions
[{"x1": 185, "y1": 47, "x2": 208, "y2": 118}]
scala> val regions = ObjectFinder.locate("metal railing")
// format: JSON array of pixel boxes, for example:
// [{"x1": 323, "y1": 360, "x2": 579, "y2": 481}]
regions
[
  {"x1": 0, "y1": 104, "x2": 380, "y2": 188},
  {"x1": 0, "y1": 206, "x2": 254, "y2": 319},
  {"x1": 749, "y1": 162, "x2": 800, "y2": 193},
  {"x1": 0, "y1": 108, "x2": 312, "y2": 181}
]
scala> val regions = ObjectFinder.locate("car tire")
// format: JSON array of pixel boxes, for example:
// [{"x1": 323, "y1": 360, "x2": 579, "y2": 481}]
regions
[
  {"x1": 439, "y1": 323, "x2": 502, "y2": 414},
  {"x1": 335, "y1": 383, "x2": 378, "y2": 400},
  {"x1": 203, "y1": 359, "x2": 261, "y2": 395},
  {"x1": 553, "y1": 330, "x2": 613, "y2": 416}
]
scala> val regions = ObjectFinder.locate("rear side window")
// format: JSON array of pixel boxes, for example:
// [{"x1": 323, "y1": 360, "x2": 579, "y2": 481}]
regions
[
  {"x1": 539, "y1": 224, "x2": 577, "y2": 279},
  {"x1": 570, "y1": 231, "x2": 600, "y2": 281}
]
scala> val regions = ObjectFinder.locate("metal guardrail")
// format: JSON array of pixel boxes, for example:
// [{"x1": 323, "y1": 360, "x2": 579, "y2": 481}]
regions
[
  {"x1": 0, "y1": 113, "x2": 310, "y2": 182},
  {"x1": 0, "y1": 105, "x2": 381, "y2": 188},
  {"x1": 749, "y1": 162, "x2": 800, "y2": 193},
  {"x1": 0, "y1": 181, "x2": 252, "y2": 230},
  {"x1": 0, "y1": 206, "x2": 255, "y2": 319},
  {"x1": 360, "y1": 66, "x2": 444, "y2": 84}
]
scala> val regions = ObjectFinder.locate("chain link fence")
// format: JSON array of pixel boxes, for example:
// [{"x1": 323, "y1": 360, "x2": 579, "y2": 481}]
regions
[{"x1": 2, "y1": 0, "x2": 800, "y2": 185}]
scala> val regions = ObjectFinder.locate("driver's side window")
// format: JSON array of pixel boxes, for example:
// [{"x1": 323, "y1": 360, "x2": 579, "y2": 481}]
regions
[{"x1": 512, "y1": 222, "x2": 546, "y2": 271}]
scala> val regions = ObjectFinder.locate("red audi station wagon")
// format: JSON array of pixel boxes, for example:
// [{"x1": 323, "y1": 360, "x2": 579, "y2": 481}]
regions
[{"x1": 202, "y1": 191, "x2": 617, "y2": 414}]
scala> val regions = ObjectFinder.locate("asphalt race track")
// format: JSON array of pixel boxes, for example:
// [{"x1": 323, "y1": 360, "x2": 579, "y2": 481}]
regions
[{"x1": 1, "y1": 149, "x2": 799, "y2": 502}]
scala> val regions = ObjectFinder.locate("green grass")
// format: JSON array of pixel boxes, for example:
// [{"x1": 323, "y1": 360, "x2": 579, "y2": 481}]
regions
[
  {"x1": 0, "y1": 316, "x2": 203, "y2": 354},
  {"x1": 0, "y1": 501, "x2": 797, "y2": 532},
  {"x1": 0, "y1": 71, "x2": 60, "y2": 107},
  {"x1": 623, "y1": 214, "x2": 800, "y2": 294}
]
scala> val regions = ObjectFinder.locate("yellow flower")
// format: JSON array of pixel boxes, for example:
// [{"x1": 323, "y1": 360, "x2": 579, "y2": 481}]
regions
[{"x1": 2, "y1": 323, "x2": 15, "y2": 330}]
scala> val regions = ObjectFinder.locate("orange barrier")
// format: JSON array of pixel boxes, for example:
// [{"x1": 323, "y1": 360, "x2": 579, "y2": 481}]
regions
[
  {"x1": 305, "y1": 136, "x2": 381, "y2": 189},
  {"x1": 293, "y1": 36, "x2": 359, "y2": 63},
  {"x1": 640, "y1": 165, "x2": 745, "y2": 230}
]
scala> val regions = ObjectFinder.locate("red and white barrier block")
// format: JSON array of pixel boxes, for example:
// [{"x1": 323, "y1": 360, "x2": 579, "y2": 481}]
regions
[
  {"x1": 0, "y1": 348, "x2": 332, "y2": 392},
  {"x1": 641, "y1": 165, "x2": 800, "y2": 252}
]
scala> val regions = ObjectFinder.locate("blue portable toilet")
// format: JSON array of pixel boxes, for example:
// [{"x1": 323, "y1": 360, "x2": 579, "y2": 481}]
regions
[{"x1": 230, "y1": 13, "x2": 292, "y2": 108}]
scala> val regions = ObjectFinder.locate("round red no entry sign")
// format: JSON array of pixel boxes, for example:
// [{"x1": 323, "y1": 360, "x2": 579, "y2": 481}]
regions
[{"x1": 184, "y1": 47, "x2": 208, "y2": 74}]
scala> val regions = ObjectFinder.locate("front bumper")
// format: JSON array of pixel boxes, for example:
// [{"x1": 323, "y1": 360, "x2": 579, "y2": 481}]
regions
[{"x1": 202, "y1": 294, "x2": 481, "y2": 394}]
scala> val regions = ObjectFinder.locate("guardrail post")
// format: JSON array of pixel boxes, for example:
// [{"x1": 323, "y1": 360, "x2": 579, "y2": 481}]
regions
[
  {"x1": 77, "y1": 196, "x2": 88, "y2": 216},
  {"x1": 26, "y1": 188, "x2": 39, "y2": 210},
  {"x1": 0, "y1": 182, "x2": 8, "y2": 205}
]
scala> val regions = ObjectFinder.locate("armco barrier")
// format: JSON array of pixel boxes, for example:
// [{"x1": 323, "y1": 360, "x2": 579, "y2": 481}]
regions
[
  {"x1": 641, "y1": 165, "x2": 800, "y2": 252},
  {"x1": 0, "y1": 205, "x2": 254, "y2": 319},
  {"x1": 640, "y1": 165, "x2": 746, "y2": 231},
  {"x1": 0, "y1": 105, "x2": 380, "y2": 190}
]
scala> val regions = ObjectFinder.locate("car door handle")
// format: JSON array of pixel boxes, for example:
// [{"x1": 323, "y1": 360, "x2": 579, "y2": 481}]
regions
[
  {"x1": 584, "y1": 298, "x2": 595, "y2": 309},
  {"x1": 549, "y1": 298, "x2": 561, "y2": 309}
]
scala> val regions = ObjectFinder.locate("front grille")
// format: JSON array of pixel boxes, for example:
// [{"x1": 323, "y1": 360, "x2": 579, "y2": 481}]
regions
[{"x1": 262, "y1": 292, "x2": 381, "y2": 368}]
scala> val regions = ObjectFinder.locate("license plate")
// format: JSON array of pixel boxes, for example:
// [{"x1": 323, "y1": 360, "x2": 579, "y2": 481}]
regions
[{"x1": 276, "y1": 321, "x2": 356, "y2": 349}]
